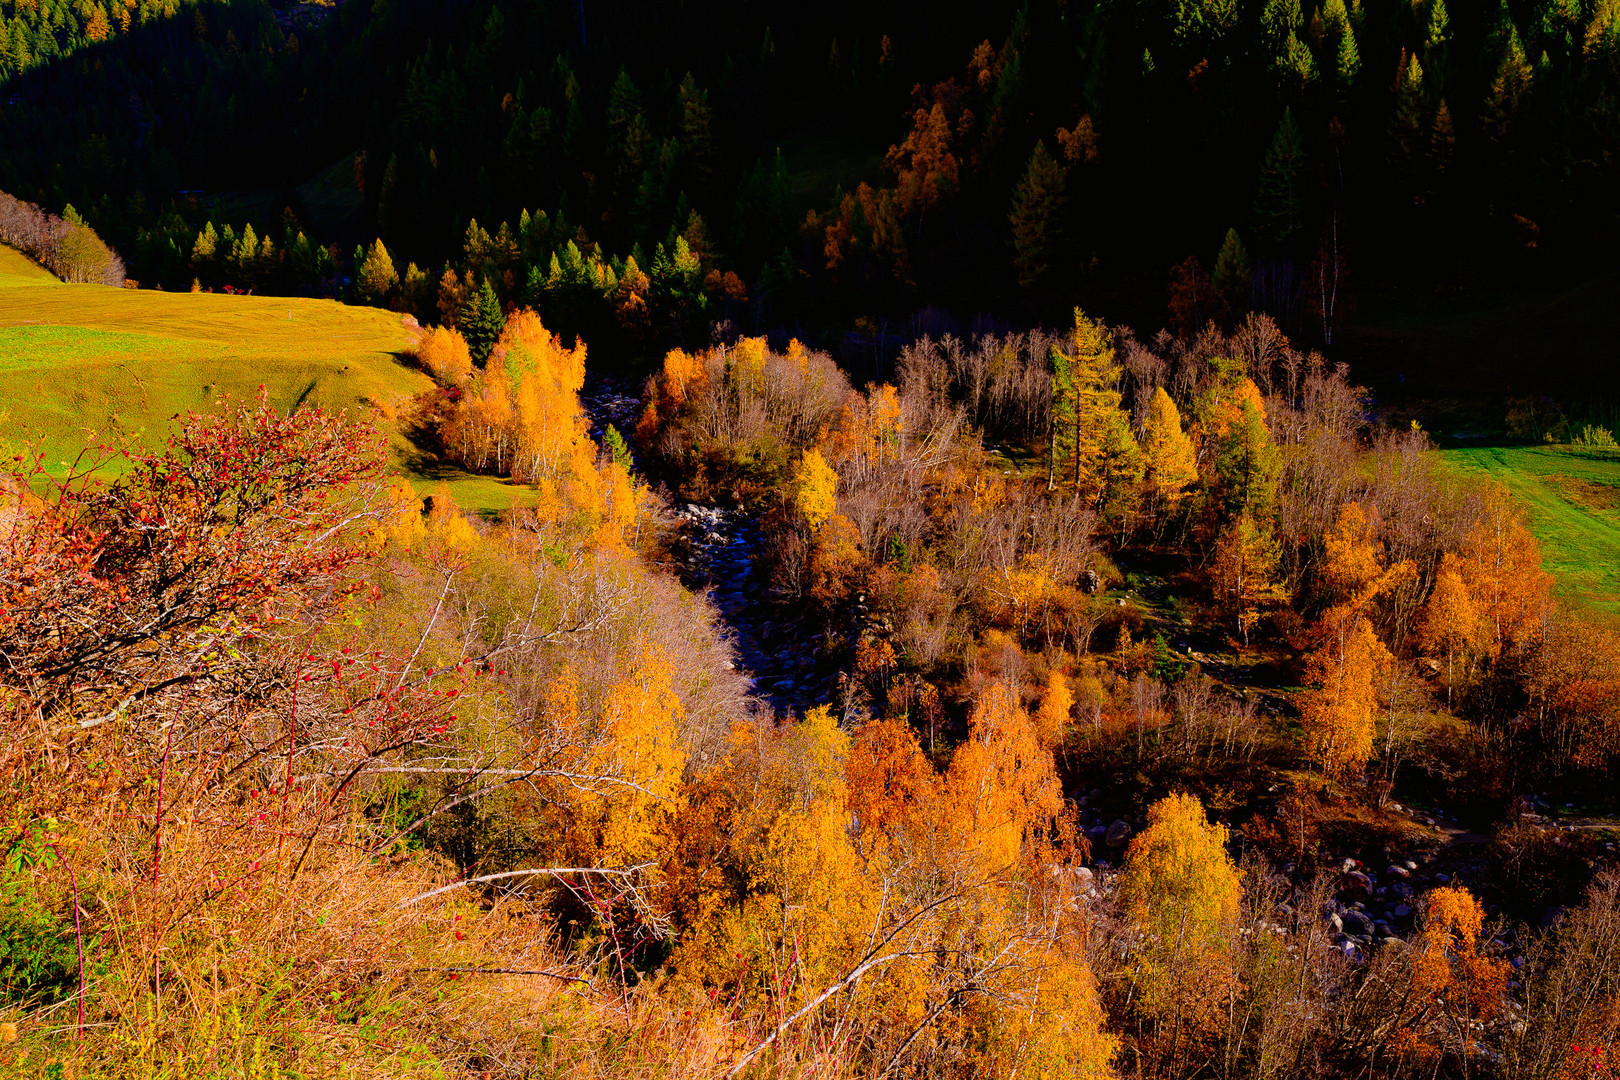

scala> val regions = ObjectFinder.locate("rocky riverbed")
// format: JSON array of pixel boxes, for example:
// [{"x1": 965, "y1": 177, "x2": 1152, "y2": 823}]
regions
[{"x1": 582, "y1": 373, "x2": 843, "y2": 718}]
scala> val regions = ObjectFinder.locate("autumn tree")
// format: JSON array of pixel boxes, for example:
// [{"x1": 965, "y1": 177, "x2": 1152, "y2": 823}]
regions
[
  {"x1": 1415, "y1": 554, "x2": 1483, "y2": 699},
  {"x1": 792, "y1": 448, "x2": 838, "y2": 531},
  {"x1": 1141, "y1": 386, "x2": 1199, "y2": 503},
  {"x1": 1049, "y1": 307, "x2": 1135, "y2": 509},
  {"x1": 887, "y1": 82, "x2": 962, "y2": 233},
  {"x1": 354, "y1": 238, "x2": 398, "y2": 306},
  {"x1": 413, "y1": 325, "x2": 473, "y2": 384},
  {"x1": 1210, "y1": 379, "x2": 1281, "y2": 520},
  {"x1": 1451, "y1": 491, "x2": 1552, "y2": 658},
  {"x1": 1210, "y1": 509, "x2": 1287, "y2": 644},
  {"x1": 1034, "y1": 669, "x2": 1074, "y2": 749},
  {"x1": 1168, "y1": 255, "x2": 1225, "y2": 337},
  {"x1": 1390, "y1": 886, "x2": 1511, "y2": 1064},
  {"x1": 1301, "y1": 615, "x2": 1391, "y2": 777},
  {"x1": 1118, "y1": 792, "x2": 1243, "y2": 1052}
]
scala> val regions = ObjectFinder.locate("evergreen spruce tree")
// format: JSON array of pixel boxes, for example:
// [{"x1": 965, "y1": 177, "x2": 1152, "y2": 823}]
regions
[
  {"x1": 1009, "y1": 141, "x2": 1068, "y2": 292},
  {"x1": 1253, "y1": 109, "x2": 1307, "y2": 251},
  {"x1": 1211, "y1": 227, "x2": 1252, "y2": 313},
  {"x1": 460, "y1": 278, "x2": 506, "y2": 366}
]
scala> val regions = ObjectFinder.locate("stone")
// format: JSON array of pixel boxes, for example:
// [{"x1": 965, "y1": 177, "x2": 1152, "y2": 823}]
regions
[
  {"x1": 1340, "y1": 870, "x2": 1372, "y2": 898},
  {"x1": 1394, "y1": 904, "x2": 1412, "y2": 918},
  {"x1": 1105, "y1": 819, "x2": 1132, "y2": 848},
  {"x1": 1434, "y1": 872, "x2": 1450, "y2": 884}
]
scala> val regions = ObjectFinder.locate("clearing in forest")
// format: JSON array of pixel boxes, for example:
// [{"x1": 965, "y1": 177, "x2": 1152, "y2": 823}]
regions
[
  {"x1": 1439, "y1": 443, "x2": 1620, "y2": 613},
  {"x1": 0, "y1": 245, "x2": 526, "y2": 511}
]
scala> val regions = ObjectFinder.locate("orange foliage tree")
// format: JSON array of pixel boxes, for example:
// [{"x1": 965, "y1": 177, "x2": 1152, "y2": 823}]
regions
[
  {"x1": 1299, "y1": 503, "x2": 1414, "y2": 777},
  {"x1": 1390, "y1": 886, "x2": 1511, "y2": 1065}
]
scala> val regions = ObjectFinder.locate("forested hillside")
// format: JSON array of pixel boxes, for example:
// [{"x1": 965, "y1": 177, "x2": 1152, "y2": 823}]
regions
[{"x1": 5, "y1": 0, "x2": 1618, "y2": 368}]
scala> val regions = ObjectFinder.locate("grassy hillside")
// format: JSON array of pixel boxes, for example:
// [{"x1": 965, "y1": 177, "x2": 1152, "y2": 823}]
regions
[
  {"x1": 0, "y1": 245, "x2": 527, "y2": 510},
  {"x1": 1439, "y1": 443, "x2": 1620, "y2": 613}
]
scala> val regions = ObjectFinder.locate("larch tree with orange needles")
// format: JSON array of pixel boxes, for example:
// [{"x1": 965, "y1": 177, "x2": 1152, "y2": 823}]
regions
[
  {"x1": 1453, "y1": 491, "x2": 1553, "y2": 659},
  {"x1": 1300, "y1": 502, "x2": 1413, "y2": 776},
  {"x1": 1301, "y1": 614, "x2": 1392, "y2": 778},
  {"x1": 1415, "y1": 555, "x2": 1484, "y2": 702}
]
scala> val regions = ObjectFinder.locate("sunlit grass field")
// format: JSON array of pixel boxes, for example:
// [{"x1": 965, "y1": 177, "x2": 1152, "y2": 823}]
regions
[
  {"x1": 1439, "y1": 443, "x2": 1620, "y2": 614},
  {"x1": 0, "y1": 245, "x2": 530, "y2": 511}
]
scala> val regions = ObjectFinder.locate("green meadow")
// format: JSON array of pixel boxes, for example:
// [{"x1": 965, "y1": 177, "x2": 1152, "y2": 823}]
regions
[
  {"x1": 1439, "y1": 443, "x2": 1620, "y2": 614},
  {"x1": 0, "y1": 245, "x2": 530, "y2": 512}
]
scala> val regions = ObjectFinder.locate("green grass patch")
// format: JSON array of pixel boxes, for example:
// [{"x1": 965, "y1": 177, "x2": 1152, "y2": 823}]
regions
[
  {"x1": 0, "y1": 245, "x2": 537, "y2": 509},
  {"x1": 1438, "y1": 443, "x2": 1620, "y2": 612}
]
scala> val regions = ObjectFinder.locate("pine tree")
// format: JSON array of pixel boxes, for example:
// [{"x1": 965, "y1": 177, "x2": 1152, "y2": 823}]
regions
[
  {"x1": 1389, "y1": 53, "x2": 1427, "y2": 200},
  {"x1": 1482, "y1": 29, "x2": 1532, "y2": 145},
  {"x1": 1210, "y1": 510, "x2": 1286, "y2": 644},
  {"x1": 1278, "y1": 31, "x2": 1318, "y2": 93},
  {"x1": 1335, "y1": 20, "x2": 1361, "y2": 97},
  {"x1": 191, "y1": 221, "x2": 219, "y2": 269},
  {"x1": 603, "y1": 424, "x2": 634, "y2": 474},
  {"x1": 605, "y1": 67, "x2": 649, "y2": 188},
  {"x1": 1050, "y1": 308, "x2": 1127, "y2": 505},
  {"x1": 1211, "y1": 227, "x2": 1252, "y2": 314},
  {"x1": 1213, "y1": 389, "x2": 1281, "y2": 519},
  {"x1": 1253, "y1": 108, "x2": 1307, "y2": 251},
  {"x1": 677, "y1": 73, "x2": 716, "y2": 190},
  {"x1": 460, "y1": 278, "x2": 506, "y2": 366},
  {"x1": 1095, "y1": 409, "x2": 1144, "y2": 524},
  {"x1": 1009, "y1": 141, "x2": 1068, "y2": 291}
]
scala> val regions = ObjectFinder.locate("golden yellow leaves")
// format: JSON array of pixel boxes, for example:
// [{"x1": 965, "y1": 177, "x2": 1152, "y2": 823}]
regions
[
  {"x1": 1141, "y1": 386, "x2": 1198, "y2": 501},
  {"x1": 791, "y1": 448, "x2": 838, "y2": 531},
  {"x1": 413, "y1": 325, "x2": 473, "y2": 384},
  {"x1": 1118, "y1": 792, "x2": 1243, "y2": 1025}
]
